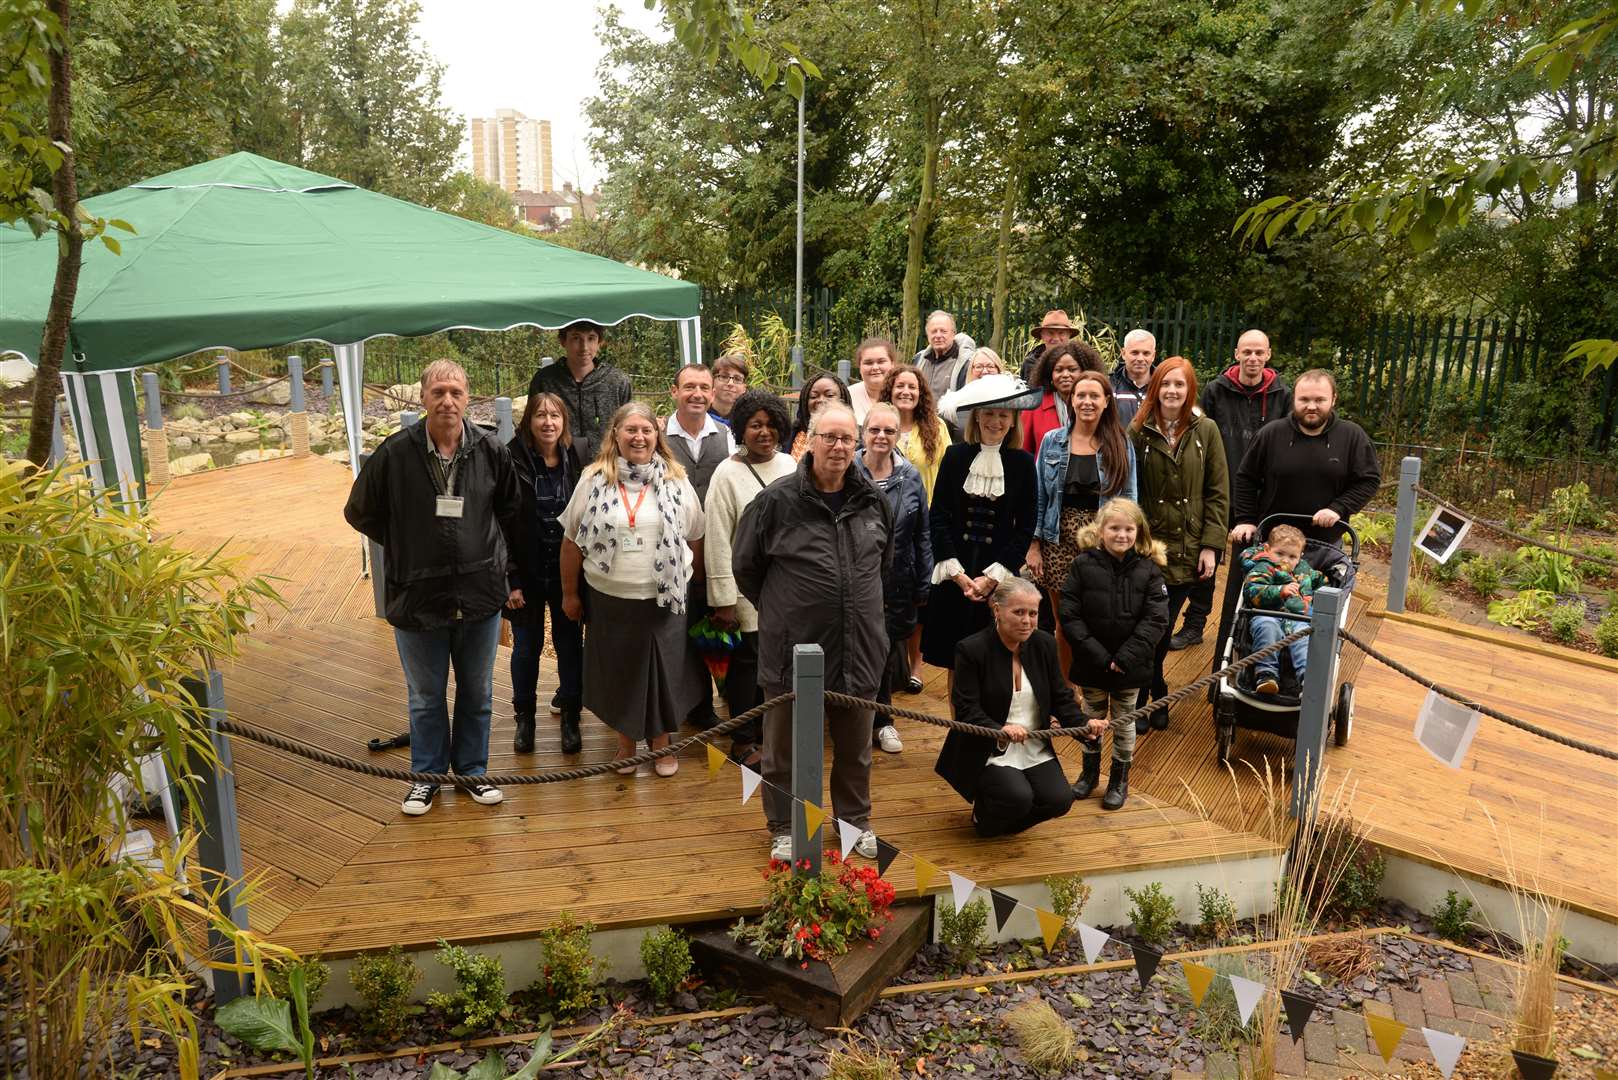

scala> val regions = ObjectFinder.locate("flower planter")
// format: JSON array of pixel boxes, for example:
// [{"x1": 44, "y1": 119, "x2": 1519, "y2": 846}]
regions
[{"x1": 687, "y1": 899, "x2": 932, "y2": 1028}]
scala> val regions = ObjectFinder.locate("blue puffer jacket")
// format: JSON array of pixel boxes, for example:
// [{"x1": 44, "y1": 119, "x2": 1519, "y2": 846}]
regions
[
  {"x1": 1033, "y1": 425, "x2": 1138, "y2": 543},
  {"x1": 857, "y1": 449, "x2": 934, "y2": 638}
]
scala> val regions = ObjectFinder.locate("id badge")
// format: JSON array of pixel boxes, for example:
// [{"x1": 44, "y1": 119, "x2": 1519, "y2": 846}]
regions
[
  {"x1": 617, "y1": 527, "x2": 645, "y2": 552},
  {"x1": 435, "y1": 495, "x2": 464, "y2": 519}
]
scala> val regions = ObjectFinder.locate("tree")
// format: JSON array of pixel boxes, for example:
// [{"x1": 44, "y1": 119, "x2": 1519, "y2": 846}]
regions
[{"x1": 438, "y1": 171, "x2": 518, "y2": 229}]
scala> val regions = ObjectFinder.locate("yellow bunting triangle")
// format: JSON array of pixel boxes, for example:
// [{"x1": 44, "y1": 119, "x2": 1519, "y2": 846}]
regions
[
  {"x1": 1182, "y1": 961, "x2": 1216, "y2": 1008},
  {"x1": 912, "y1": 857, "x2": 939, "y2": 897},
  {"x1": 1364, "y1": 1011, "x2": 1406, "y2": 1064},
  {"x1": 1035, "y1": 908, "x2": 1066, "y2": 952},
  {"x1": 1593, "y1": 1069, "x2": 1617, "y2": 1080},
  {"x1": 705, "y1": 743, "x2": 725, "y2": 779},
  {"x1": 801, "y1": 801, "x2": 826, "y2": 842}
]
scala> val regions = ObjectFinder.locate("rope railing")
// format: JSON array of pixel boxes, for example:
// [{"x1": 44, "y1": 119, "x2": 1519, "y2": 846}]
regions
[
  {"x1": 1413, "y1": 483, "x2": 1618, "y2": 570},
  {"x1": 826, "y1": 626, "x2": 1312, "y2": 740},
  {"x1": 159, "y1": 370, "x2": 296, "y2": 401},
  {"x1": 1339, "y1": 626, "x2": 1617, "y2": 760},
  {"x1": 216, "y1": 692, "x2": 793, "y2": 787}
]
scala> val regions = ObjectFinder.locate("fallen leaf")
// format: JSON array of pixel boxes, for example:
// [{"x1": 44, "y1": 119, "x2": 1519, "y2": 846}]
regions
[
  {"x1": 1572, "y1": 1045, "x2": 1601, "y2": 1060},
  {"x1": 915, "y1": 1056, "x2": 928, "y2": 1074},
  {"x1": 1068, "y1": 992, "x2": 1092, "y2": 1009},
  {"x1": 973, "y1": 986, "x2": 989, "y2": 993}
]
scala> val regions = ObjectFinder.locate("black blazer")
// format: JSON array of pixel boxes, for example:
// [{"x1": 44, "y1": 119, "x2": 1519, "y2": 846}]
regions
[{"x1": 934, "y1": 626, "x2": 1087, "y2": 802}]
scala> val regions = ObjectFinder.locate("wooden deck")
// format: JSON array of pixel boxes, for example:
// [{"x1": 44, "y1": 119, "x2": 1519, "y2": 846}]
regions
[{"x1": 147, "y1": 456, "x2": 1616, "y2": 956}]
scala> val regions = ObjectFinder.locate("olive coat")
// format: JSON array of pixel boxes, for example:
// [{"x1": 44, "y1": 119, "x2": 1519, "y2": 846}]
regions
[{"x1": 1132, "y1": 411, "x2": 1230, "y2": 587}]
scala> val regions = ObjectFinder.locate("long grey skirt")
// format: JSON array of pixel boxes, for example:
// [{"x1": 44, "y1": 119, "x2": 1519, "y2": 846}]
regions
[{"x1": 583, "y1": 586, "x2": 704, "y2": 741}]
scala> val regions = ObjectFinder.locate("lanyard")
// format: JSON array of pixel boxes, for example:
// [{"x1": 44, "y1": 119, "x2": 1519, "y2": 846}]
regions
[{"x1": 617, "y1": 482, "x2": 649, "y2": 527}]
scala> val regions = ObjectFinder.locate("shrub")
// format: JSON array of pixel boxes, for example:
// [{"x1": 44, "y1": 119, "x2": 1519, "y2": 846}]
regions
[
  {"x1": 532, "y1": 912, "x2": 606, "y2": 1019},
  {"x1": 1181, "y1": 954, "x2": 1261, "y2": 1048},
  {"x1": 1305, "y1": 816, "x2": 1387, "y2": 920},
  {"x1": 1461, "y1": 555, "x2": 1504, "y2": 599},
  {"x1": 1547, "y1": 481, "x2": 1604, "y2": 530},
  {"x1": 1124, "y1": 883, "x2": 1178, "y2": 947},
  {"x1": 730, "y1": 851, "x2": 896, "y2": 964},
  {"x1": 638, "y1": 925, "x2": 692, "y2": 1004},
  {"x1": 169, "y1": 402, "x2": 207, "y2": 421},
  {"x1": 427, "y1": 941, "x2": 507, "y2": 1032},
  {"x1": 1513, "y1": 546, "x2": 1582, "y2": 595},
  {"x1": 264, "y1": 955, "x2": 330, "y2": 1007},
  {"x1": 1004, "y1": 997, "x2": 1077, "y2": 1073},
  {"x1": 1349, "y1": 511, "x2": 1395, "y2": 550},
  {"x1": 938, "y1": 897, "x2": 989, "y2": 972},
  {"x1": 1043, "y1": 874, "x2": 1091, "y2": 947},
  {"x1": 1595, "y1": 609, "x2": 1618, "y2": 658},
  {"x1": 1404, "y1": 577, "x2": 1442, "y2": 614},
  {"x1": 1432, "y1": 890, "x2": 1475, "y2": 944},
  {"x1": 1487, "y1": 589, "x2": 1557, "y2": 630},
  {"x1": 826, "y1": 1031, "x2": 903, "y2": 1080},
  {"x1": 1196, "y1": 884, "x2": 1239, "y2": 941},
  {"x1": 1548, "y1": 601, "x2": 1584, "y2": 644},
  {"x1": 350, "y1": 945, "x2": 422, "y2": 1039}
]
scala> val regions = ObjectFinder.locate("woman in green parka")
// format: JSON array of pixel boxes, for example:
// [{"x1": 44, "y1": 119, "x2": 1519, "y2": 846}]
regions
[{"x1": 1129, "y1": 356, "x2": 1229, "y2": 732}]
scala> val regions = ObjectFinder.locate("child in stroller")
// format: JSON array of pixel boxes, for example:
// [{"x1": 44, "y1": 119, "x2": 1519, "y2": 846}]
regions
[{"x1": 1239, "y1": 524, "x2": 1326, "y2": 695}]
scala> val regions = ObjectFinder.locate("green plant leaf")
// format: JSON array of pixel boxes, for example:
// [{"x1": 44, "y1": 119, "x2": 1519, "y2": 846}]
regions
[
  {"x1": 509, "y1": 1041, "x2": 553, "y2": 1078},
  {"x1": 425, "y1": 1064, "x2": 464, "y2": 1080},
  {"x1": 214, "y1": 995, "x2": 298, "y2": 1053},
  {"x1": 464, "y1": 1050, "x2": 508, "y2": 1080}
]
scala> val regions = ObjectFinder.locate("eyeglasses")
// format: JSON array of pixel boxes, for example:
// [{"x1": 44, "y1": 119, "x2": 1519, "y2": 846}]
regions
[
  {"x1": 713, "y1": 373, "x2": 746, "y2": 385},
  {"x1": 864, "y1": 426, "x2": 897, "y2": 437},
  {"x1": 814, "y1": 433, "x2": 857, "y2": 447}
]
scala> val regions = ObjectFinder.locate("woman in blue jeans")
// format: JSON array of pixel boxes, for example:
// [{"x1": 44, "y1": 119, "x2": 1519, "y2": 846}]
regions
[{"x1": 503, "y1": 392, "x2": 584, "y2": 754}]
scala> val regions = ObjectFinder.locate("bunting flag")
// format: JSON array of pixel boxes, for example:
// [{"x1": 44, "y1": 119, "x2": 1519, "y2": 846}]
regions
[
  {"x1": 800, "y1": 802, "x2": 826, "y2": 843},
  {"x1": 875, "y1": 837, "x2": 900, "y2": 878},
  {"x1": 740, "y1": 765, "x2": 762, "y2": 805},
  {"x1": 1280, "y1": 989, "x2": 1317, "y2": 1043},
  {"x1": 1077, "y1": 922, "x2": 1110, "y2": 965},
  {"x1": 1131, "y1": 944, "x2": 1163, "y2": 992},
  {"x1": 837, "y1": 818, "x2": 862, "y2": 860},
  {"x1": 989, "y1": 889, "x2": 1019, "y2": 934},
  {"x1": 1593, "y1": 1069, "x2": 1617, "y2": 1080},
  {"x1": 1510, "y1": 1049, "x2": 1558, "y2": 1080},
  {"x1": 948, "y1": 871, "x2": 976, "y2": 913},
  {"x1": 1181, "y1": 961, "x2": 1215, "y2": 1008},
  {"x1": 1035, "y1": 907, "x2": 1066, "y2": 952},
  {"x1": 1365, "y1": 1012, "x2": 1407, "y2": 1063},
  {"x1": 1422, "y1": 1027, "x2": 1466, "y2": 1080},
  {"x1": 913, "y1": 856, "x2": 940, "y2": 897},
  {"x1": 1229, "y1": 974, "x2": 1265, "y2": 1026},
  {"x1": 705, "y1": 743, "x2": 725, "y2": 779}
]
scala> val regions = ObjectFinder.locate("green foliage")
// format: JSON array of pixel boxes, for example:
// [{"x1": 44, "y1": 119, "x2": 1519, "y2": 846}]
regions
[
  {"x1": 1594, "y1": 608, "x2": 1618, "y2": 658},
  {"x1": 1405, "y1": 576, "x2": 1443, "y2": 615},
  {"x1": 638, "y1": 926, "x2": 693, "y2": 1004},
  {"x1": 1432, "y1": 890, "x2": 1475, "y2": 944},
  {"x1": 1461, "y1": 554, "x2": 1505, "y2": 599},
  {"x1": 1488, "y1": 589, "x2": 1559, "y2": 629},
  {"x1": 217, "y1": 961, "x2": 316, "y2": 1078},
  {"x1": 1043, "y1": 874, "x2": 1092, "y2": 947},
  {"x1": 1513, "y1": 545, "x2": 1583, "y2": 595},
  {"x1": 264, "y1": 956, "x2": 330, "y2": 1008},
  {"x1": 730, "y1": 852, "x2": 896, "y2": 964},
  {"x1": 937, "y1": 897, "x2": 990, "y2": 972},
  {"x1": 169, "y1": 402, "x2": 208, "y2": 422},
  {"x1": 1548, "y1": 601, "x2": 1585, "y2": 643},
  {"x1": 1546, "y1": 482, "x2": 1605, "y2": 530},
  {"x1": 1180, "y1": 954, "x2": 1261, "y2": 1049},
  {"x1": 1124, "y1": 883, "x2": 1179, "y2": 947},
  {"x1": 350, "y1": 945, "x2": 423, "y2": 1039},
  {"x1": 0, "y1": 0, "x2": 63, "y2": 224},
  {"x1": 1196, "y1": 884, "x2": 1239, "y2": 941},
  {"x1": 1318, "y1": 824, "x2": 1387, "y2": 920},
  {"x1": 1349, "y1": 511, "x2": 1395, "y2": 550},
  {"x1": 427, "y1": 941, "x2": 507, "y2": 1032},
  {"x1": 424, "y1": 1048, "x2": 549, "y2": 1080},
  {"x1": 533, "y1": 912, "x2": 607, "y2": 1019}
]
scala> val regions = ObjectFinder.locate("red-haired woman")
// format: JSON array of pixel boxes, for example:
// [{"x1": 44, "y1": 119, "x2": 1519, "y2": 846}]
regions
[{"x1": 1130, "y1": 357, "x2": 1228, "y2": 732}]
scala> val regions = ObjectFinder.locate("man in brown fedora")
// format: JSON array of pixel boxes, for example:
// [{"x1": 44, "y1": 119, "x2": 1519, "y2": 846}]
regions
[{"x1": 1019, "y1": 309, "x2": 1078, "y2": 381}]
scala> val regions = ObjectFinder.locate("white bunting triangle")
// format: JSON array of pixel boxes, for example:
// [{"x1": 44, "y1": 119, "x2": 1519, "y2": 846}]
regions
[
  {"x1": 948, "y1": 871, "x2": 977, "y2": 913},
  {"x1": 1422, "y1": 1026, "x2": 1466, "y2": 1079},
  {"x1": 1077, "y1": 922, "x2": 1109, "y2": 965},
  {"x1": 740, "y1": 765, "x2": 762, "y2": 805},
  {"x1": 837, "y1": 818, "x2": 862, "y2": 860},
  {"x1": 1229, "y1": 974, "x2": 1266, "y2": 1026}
]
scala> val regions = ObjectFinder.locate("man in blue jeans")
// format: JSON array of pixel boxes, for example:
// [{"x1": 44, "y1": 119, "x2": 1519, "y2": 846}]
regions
[{"x1": 345, "y1": 359, "x2": 521, "y2": 816}]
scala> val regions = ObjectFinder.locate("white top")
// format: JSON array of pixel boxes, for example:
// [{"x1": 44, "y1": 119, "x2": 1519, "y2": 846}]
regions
[
  {"x1": 703, "y1": 453, "x2": 798, "y2": 631},
  {"x1": 665, "y1": 411, "x2": 735, "y2": 459},
  {"x1": 558, "y1": 473, "x2": 705, "y2": 600},
  {"x1": 849, "y1": 381, "x2": 877, "y2": 426},
  {"x1": 983, "y1": 671, "x2": 1055, "y2": 771}
]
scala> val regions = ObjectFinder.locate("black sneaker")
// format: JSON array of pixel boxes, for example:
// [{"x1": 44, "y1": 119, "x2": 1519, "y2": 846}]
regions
[
  {"x1": 1168, "y1": 628, "x2": 1204, "y2": 651},
  {"x1": 549, "y1": 690, "x2": 563, "y2": 718},
  {"x1": 464, "y1": 780, "x2": 504, "y2": 806},
  {"x1": 401, "y1": 783, "x2": 438, "y2": 816}
]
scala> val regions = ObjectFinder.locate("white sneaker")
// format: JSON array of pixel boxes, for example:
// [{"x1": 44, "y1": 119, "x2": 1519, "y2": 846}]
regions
[
  {"x1": 770, "y1": 834, "x2": 793, "y2": 862},
  {"x1": 876, "y1": 725, "x2": 903, "y2": 753},
  {"x1": 464, "y1": 780, "x2": 504, "y2": 806},
  {"x1": 854, "y1": 830, "x2": 878, "y2": 859}
]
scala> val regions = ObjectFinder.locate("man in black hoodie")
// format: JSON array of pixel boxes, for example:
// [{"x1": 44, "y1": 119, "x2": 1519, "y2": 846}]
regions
[{"x1": 1231, "y1": 369, "x2": 1381, "y2": 546}]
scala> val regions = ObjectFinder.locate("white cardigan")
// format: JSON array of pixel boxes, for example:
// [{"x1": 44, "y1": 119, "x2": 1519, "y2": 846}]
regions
[{"x1": 703, "y1": 452, "x2": 798, "y2": 632}]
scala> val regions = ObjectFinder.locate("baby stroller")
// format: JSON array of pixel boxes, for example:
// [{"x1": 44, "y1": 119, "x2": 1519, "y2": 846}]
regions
[{"x1": 1211, "y1": 514, "x2": 1359, "y2": 765}]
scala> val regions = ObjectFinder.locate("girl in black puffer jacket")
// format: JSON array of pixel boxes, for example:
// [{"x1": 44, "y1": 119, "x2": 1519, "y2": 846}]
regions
[{"x1": 1058, "y1": 499, "x2": 1169, "y2": 810}]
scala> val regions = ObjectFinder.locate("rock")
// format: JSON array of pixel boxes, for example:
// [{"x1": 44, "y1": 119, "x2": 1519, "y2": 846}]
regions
[
  {"x1": 246, "y1": 379, "x2": 291, "y2": 406},
  {"x1": 224, "y1": 430, "x2": 260, "y2": 444},
  {"x1": 322, "y1": 450, "x2": 350, "y2": 464},
  {"x1": 169, "y1": 435, "x2": 194, "y2": 450},
  {"x1": 0, "y1": 355, "x2": 36, "y2": 388},
  {"x1": 382, "y1": 382, "x2": 421, "y2": 406},
  {"x1": 170, "y1": 453, "x2": 214, "y2": 476},
  {"x1": 228, "y1": 411, "x2": 256, "y2": 426},
  {"x1": 233, "y1": 448, "x2": 290, "y2": 464}
]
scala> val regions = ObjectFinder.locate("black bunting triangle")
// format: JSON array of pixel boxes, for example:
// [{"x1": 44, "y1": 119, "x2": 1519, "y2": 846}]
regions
[
  {"x1": 1510, "y1": 1049, "x2": 1558, "y2": 1080},
  {"x1": 989, "y1": 889, "x2": 1018, "y2": 934},
  {"x1": 875, "y1": 838, "x2": 900, "y2": 879},
  {"x1": 1279, "y1": 989, "x2": 1317, "y2": 1043},
  {"x1": 1130, "y1": 943, "x2": 1162, "y2": 991}
]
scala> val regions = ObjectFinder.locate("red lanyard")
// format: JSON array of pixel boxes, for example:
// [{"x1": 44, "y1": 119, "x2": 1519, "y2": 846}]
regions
[{"x1": 617, "y1": 482, "x2": 649, "y2": 527}]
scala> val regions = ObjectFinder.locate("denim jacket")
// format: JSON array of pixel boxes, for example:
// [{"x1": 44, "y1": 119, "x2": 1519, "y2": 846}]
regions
[{"x1": 1033, "y1": 425, "x2": 1138, "y2": 543}]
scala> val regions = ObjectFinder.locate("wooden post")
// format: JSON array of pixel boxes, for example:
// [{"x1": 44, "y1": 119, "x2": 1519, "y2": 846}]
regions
[
  {"x1": 495, "y1": 397, "x2": 513, "y2": 444},
  {"x1": 141, "y1": 371, "x2": 171, "y2": 486},
  {"x1": 216, "y1": 354, "x2": 231, "y2": 396},
  {"x1": 791, "y1": 644, "x2": 825, "y2": 877},
  {"x1": 180, "y1": 669, "x2": 251, "y2": 1004},
  {"x1": 1292, "y1": 586, "x2": 1344, "y2": 821},
  {"x1": 287, "y1": 355, "x2": 310, "y2": 457},
  {"x1": 1386, "y1": 456, "x2": 1422, "y2": 613}
]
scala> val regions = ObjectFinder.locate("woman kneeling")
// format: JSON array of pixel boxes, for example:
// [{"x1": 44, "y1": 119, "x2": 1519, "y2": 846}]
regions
[{"x1": 934, "y1": 577, "x2": 1107, "y2": 837}]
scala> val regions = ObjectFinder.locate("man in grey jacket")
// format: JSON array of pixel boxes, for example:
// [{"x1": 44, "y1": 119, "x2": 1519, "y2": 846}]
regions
[{"x1": 734, "y1": 403, "x2": 892, "y2": 863}]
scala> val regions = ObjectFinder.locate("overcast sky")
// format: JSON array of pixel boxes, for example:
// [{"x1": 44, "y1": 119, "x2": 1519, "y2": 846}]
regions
[{"x1": 411, "y1": 1, "x2": 668, "y2": 191}]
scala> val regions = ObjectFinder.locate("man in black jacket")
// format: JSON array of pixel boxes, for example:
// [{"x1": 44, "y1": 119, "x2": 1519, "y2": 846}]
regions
[
  {"x1": 344, "y1": 360, "x2": 522, "y2": 817},
  {"x1": 1231, "y1": 369, "x2": 1381, "y2": 547},
  {"x1": 733, "y1": 403, "x2": 892, "y2": 864}
]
